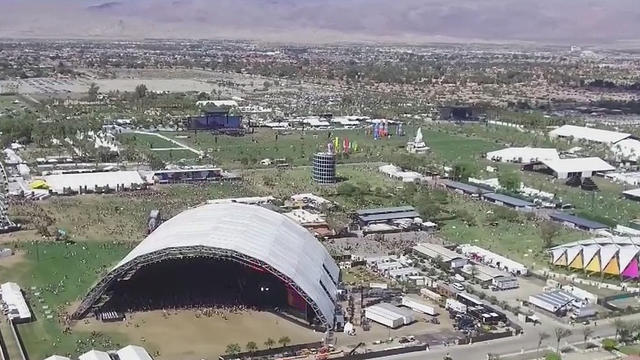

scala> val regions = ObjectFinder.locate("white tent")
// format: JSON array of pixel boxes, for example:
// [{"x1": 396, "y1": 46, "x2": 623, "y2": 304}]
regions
[{"x1": 117, "y1": 345, "x2": 153, "y2": 360}]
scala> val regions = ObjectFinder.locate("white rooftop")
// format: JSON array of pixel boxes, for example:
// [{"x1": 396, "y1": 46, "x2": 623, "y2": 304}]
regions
[
  {"x1": 486, "y1": 147, "x2": 559, "y2": 163},
  {"x1": 541, "y1": 157, "x2": 615, "y2": 173},
  {"x1": 207, "y1": 196, "x2": 275, "y2": 205},
  {"x1": 549, "y1": 125, "x2": 630, "y2": 144},
  {"x1": 96, "y1": 203, "x2": 339, "y2": 325},
  {"x1": 623, "y1": 188, "x2": 640, "y2": 198},
  {"x1": 79, "y1": 349, "x2": 111, "y2": 360},
  {"x1": 0, "y1": 282, "x2": 31, "y2": 321},
  {"x1": 196, "y1": 99, "x2": 238, "y2": 107},
  {"x1": 612, "y1": 138, "x2": 640, "y2": 161},
  {"x1": 43, "y1": 171, "x2": 144, "y2": 193},
  {"x1": 284, "y1": 209, "x2": 326, "y2": 225},
  {"x1": 459, "y1": 244, "x2": 527, "y2": 275},
  {"x1": 44, "y1": 356, "x2": 71, "y2": 360},
  {"x1": 379, "y1": 164, "x2": 425, "y2": 183},
  {"x1": 290, "y1": 193, "x2": 332, "y2": 205},
  {"x1": 117, "y1": 345, "x2": 153, "y2": 360}
]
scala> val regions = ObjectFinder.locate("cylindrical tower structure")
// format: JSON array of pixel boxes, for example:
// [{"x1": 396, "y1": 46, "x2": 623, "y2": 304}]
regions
[{"x1": 312, "y1": 152, "x2": 336, "y2": 184}]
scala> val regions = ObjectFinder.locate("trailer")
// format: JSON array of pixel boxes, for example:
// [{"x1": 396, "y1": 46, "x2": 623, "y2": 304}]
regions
[
  {"x1": 420, "y1": 288, "x2": 442, "y2": 303},
  {"x1": 445, "y1": 298, "x2": 467, "y2": 314},
  {"x1": 571, "y1": 305, "x2": 597, "y2": 319},
  {"x1": 401, "y1": 295, "x2": 437, "y2": 316},
  {"x1": 374, "y1": 303, "x2": 415, "y2": 325},
  {"x1": 492, "y1": 275, "x2": 519, "y2": 290},
  {"x1": 365, "y1": 306, "x2": 404, "y2": 328}
]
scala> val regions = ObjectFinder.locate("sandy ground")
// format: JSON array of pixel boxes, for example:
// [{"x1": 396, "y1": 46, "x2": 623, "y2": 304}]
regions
[
  {"x1": 74, "y1": 310, "x2": 325, "y2": 360},
  {"x1": 72, "y1": 303, "x2": 459, "y2": 359},
  {"x1": 5, "y1": 78, "x2": 215, "y2": 94},
  {"x1": 0, "y1": 250, "x2": 26, "y2": 268}
]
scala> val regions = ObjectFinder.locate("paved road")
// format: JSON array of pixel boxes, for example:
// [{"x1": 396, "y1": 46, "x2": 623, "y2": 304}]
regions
[{"x1": 383, "y1": 312, "x2": 640, "y2": 360}]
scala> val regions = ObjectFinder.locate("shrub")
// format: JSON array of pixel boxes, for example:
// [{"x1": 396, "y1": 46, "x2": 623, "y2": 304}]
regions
[
  {"x1": 602, "y1": 338, "x2": 618, "y2": 351},
  {"x1": 544, "y1": 352, "x2": 561, "y2": 360}
]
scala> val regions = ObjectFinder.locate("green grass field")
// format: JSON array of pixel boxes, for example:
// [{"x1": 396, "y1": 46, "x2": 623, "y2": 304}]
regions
[
  {"x1": 439, "y1": 194, "x2": 584, "y2": 267},
  {"x1": 119, "y1": 133, "x2": 178, "y2": 149},
  {"x1": 149, "y1": 127, "x2": 499, "y2": 168},
  {"x1": 619, "y1": 344, "x2": 640, "y2": 355},
  {"x1": 519, "y1": 171, "x2": 640, "y2": 225},
  {"x1": 0, "y1": 95, "x2": 25, "y2": 114},
  {"x1": 8, "y1": 182, "x2": 255, "y2": 243},
  {"x1": 0, "y1": 242, "x2": 131, "y2": 359}
]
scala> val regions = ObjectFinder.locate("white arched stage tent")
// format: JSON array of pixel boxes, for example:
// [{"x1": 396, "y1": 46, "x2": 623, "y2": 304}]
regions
[{"x1": 73, "y1": 203, "x2": 340, "y2": 328}]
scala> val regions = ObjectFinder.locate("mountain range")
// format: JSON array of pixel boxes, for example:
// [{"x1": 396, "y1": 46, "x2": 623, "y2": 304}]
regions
[{"x1": 1, "y1": 0, "x2": 639, "y2": 44}]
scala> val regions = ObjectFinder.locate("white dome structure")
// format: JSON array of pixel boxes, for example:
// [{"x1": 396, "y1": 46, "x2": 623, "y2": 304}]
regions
[{"x1": 73, "y1": 203, "x2": 340, "y2": 327}]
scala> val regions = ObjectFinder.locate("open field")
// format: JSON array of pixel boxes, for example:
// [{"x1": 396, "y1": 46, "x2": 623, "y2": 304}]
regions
[
  {"x1": 0, "y1": 94, "x2": 29, "y2": 117},
  {"x1": 619, "y1": 344, "x2": 640, "y2": 355},
  {"x1": 438, "y1": 193, "x2": 585, "y2": 267},
  {"x1": 74, "y1": 310, "x2": 322, "y2": 360},
  {"x1": 520, "y1": 171, "x2": 640, "y2": 226},
  {"x1": 154, "y1": 127, "x2": 499, "y2": 168},
  {"x1": 4, "y1": 182, "x2": 254, "y2": 243},
  {"x1": 0, "y1": 242, "x2": 131, "y2": 359},
  {"x1": 6, "y1": 78, "x2": 215, "y2": 94},
  {"x1": 119, "y1": 133, "x2": 179, "y2": 149}
]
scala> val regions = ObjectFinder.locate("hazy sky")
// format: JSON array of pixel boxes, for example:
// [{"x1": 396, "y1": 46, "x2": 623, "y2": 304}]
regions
[{"x1": 1, "y1": 0, "x2": 639, "y2": 43}]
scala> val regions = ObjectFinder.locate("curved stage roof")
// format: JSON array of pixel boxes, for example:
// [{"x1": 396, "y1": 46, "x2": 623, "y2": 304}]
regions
[
  {"x1": 549, "y1": 237, "x2": 640, "y2": 278},
  {"x1": 73, "y1": 203, "x2": 340, "y2": 327}
]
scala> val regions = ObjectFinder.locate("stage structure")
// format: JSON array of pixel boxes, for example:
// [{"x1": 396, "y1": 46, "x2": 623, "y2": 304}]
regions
[{"x1": 73, "y1": 203, "x2": 341, "y2": 329}]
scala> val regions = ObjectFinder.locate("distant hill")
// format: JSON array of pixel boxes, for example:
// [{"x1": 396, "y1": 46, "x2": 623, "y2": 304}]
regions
[{"x1": 0, "y1": 0, "x2": 638, "y2": 44}]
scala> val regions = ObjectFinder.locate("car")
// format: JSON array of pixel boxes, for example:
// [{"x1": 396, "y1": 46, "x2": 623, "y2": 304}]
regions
[{"x1": 452, "y1": 283, "x2": 465, "y2": 291}]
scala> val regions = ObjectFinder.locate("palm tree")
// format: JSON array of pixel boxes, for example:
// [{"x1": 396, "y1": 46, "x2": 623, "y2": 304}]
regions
[
  {"x1": 135, "y1": 83, "x2": 148, "y2": 100},
  {"x1": 582, "y1": 327, "x2": 594, "y2": 345},
  {"x1": 87, "y1": 82, "x2": 100, "y2": 101},
  {"x1": 225, "y1": 343, "x2": 241, "y2": 355},
  {"x1": 537, "y1": 331, "x2": 549, "y2": 357},
  {"x1": 554, "y1": 327, "x2": 572, "y2": 353},
  {"x1": 135, "y1": 83, "x2": 148, "y2": 111},
  {"x1": 246, "y1": 341, "x2": 258, "y2": 353},
  {"x1": 614, "y1": 318, "x2": 627, "y2": 340},
  {"x1": 264, "y1": 338, "x2": 275, "y2": 349},
  {"x1": 278, "y1": 336, "x2": 291, "y2": 347}
]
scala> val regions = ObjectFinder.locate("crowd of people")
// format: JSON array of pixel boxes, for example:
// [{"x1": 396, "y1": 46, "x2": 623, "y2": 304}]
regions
[{"x1": 98, "y1": 257, "x2": 289, "y2": 317}]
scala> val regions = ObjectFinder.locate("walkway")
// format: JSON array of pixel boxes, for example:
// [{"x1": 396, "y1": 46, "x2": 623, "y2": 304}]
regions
[
  {"x1": 0, "y1": 319, "x2": 24, "y2": 360},
  {"x1": 131, "y1": 131, "x2": 204, "y2": 156}
]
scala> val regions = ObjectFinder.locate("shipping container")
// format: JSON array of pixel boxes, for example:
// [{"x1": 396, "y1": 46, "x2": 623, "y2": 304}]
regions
[
  {"x1": 374, "y1": 303, "x2": 415, "y2": 325},
  {"x1": 365, "y1": 307, "x2": 403, "y2": 328}
]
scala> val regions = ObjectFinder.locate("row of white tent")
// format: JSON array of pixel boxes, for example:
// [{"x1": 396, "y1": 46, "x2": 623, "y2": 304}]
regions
[
  {"x1": 45, "y1": 345, "x2": 152, "y2": 360},
  {"x1": 549, "y1": 125, "x2": 640, "y2": 161}
]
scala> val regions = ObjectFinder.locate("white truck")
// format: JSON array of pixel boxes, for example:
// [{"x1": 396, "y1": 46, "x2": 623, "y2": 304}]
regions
[{"x1": 445, "y1": 298, "x2": 467, "y2": 314}]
